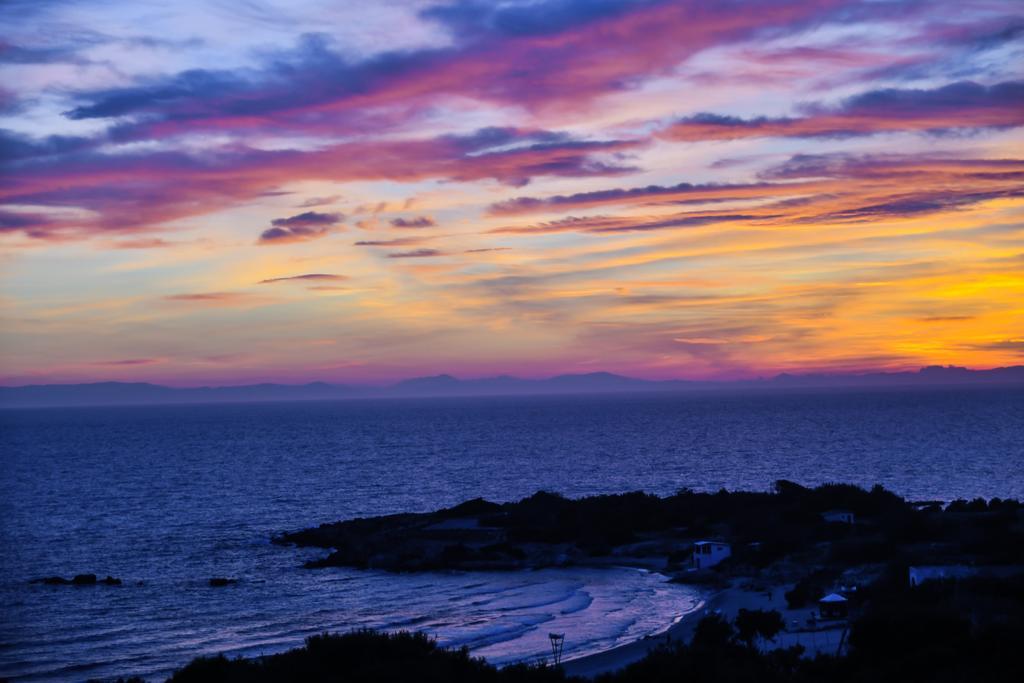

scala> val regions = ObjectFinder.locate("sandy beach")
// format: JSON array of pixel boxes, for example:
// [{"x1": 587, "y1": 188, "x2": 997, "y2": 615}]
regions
[
  {"x1": 561, "y1": 579, "x2": 847, "y2": 678},
  {"x1": 560, "y1": 589, "x2": 723, "y2": 678}
]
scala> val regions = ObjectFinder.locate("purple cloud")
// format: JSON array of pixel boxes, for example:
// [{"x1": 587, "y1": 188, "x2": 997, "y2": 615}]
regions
[
  {"x1": 390, "y1": 216, "x2": 436, "y2": 228},
  {"x1": 258, "y1": 211, "x2": 344, "y2": 244},
  {"x1": 489, "y1": 180, "x2": 772, "y2": 215},
  {"x1": 354, "y1": 237, "x2": 427, "y2": 247},
  {"x1": 258, "y1": 273, "x2": 348, "y2": 284},
  {"x1": 387, "y1": 248, "x2": 445, "y2": 258},
  {"x1": 56, "y1": 1, "x2": 868, "y2": 143},
  {"x1": 663, "y1": 80, "x2": 1024, "y2": 141},
  {"x1": 0, "y1": 126, "x2": 639, "y2": 239}
]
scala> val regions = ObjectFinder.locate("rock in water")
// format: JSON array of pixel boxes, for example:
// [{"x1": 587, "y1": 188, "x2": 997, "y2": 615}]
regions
[
  {"x1": 30, "y1": 573, "x2": 123, "y2": 586},
  {"x1": 31, "y1": 576, "x2": 70, "y2": 585},
  {"x1": 209, "y1": 577, "x2": 238, "y2": 587}
]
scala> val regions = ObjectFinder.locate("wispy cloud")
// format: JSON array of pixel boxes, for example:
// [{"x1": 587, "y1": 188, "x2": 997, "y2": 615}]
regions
[
  {"x1": 258, "y1": 273, "x2": 348, "y2": 284},
  {"x1": 488, "y1": 181, "x2": 778, "y2": 216},
  {"x1": 109, "y1": 238, "x2": 176, "y2": 249},
  {"x1": 296, "y1": 194, "x2": 342, "y2": 208},
  {"x1": 90, "y1": 357, "x2": 165, "y2": 366},
  {"x1": 387, "y1": 248, "x2": 445, "y2": 258},
  {"x1": 662, "y1": 81, "x2": 1024, "y2": 141},
  {"x1": 163, "y1": 292, "x2": 254, "y2": 305},
  {"x1": 354, "y1": 237, "x2": 427, "y2": 247},
  {"x1": 487, "y1": 156, "x2": 1024, "y2": 234}
]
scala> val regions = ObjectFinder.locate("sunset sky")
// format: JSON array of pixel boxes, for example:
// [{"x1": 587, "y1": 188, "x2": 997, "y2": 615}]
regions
[{"x1": 1, "y1": 0, "x2": 1022, "y2": 386}]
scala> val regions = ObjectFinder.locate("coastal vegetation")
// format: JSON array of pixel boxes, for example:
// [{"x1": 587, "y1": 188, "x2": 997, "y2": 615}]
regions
[{"x1": 164, "y1": 631, "x2": 562, "y2": 683}]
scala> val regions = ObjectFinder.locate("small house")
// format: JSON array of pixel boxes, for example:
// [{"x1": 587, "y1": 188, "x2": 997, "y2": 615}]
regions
[
  {"x1": 691, "y1": 541, "x2": 731, "y2": 569},
  {"x1": 821, "y1": 509, "x2": 855, "y2": 524},
  {"x1": 818, "y1": 592, "x2": 849, "y2": 619}
]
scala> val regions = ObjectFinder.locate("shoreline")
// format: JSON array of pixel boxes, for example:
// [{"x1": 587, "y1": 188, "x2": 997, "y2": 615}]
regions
[
  {"x1": 560, "y1": 576, "x2": 811, "y2": 678},
  {"x1": 560, "y1": 574, "x2": 860, "y2": 678},
  {"x1": 560, "y1": 588, "x2": 723, "y2": 678}
]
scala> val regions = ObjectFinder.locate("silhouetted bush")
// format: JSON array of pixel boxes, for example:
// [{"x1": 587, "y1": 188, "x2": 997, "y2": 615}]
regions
[
  {"x1": 734, "y1": 609, "x2": 785, "y2": 647},
  {"x1": 168, "y1": 630, "x2": 563, "y2": 683},
  {"x1": 785, "y1": 570, "x2": 834, "y2": 608}
]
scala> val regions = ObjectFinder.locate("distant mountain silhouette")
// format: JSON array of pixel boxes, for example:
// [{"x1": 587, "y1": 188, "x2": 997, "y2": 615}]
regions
[
  {"x1": 1, "y1": 365, "x2": 1021, "y2": 408},
  {"x1": 769, "y1": 365, "x2": 1024, "y2": 387},
  {"x1": 390, "y1": 371, "x2": 690, "y2": 396},
  {"x1": 0, "y1": 381, "x2": 360, "y2": 408}
]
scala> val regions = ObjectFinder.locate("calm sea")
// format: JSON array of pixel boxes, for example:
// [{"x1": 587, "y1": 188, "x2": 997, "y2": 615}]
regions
[{"x1": 1, "y1": 388, "x2": 1022, "y2": 681}]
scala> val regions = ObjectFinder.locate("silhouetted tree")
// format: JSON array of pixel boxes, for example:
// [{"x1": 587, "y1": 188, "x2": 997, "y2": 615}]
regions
[{"x1": 734, "y1": 609, "x2": 784, "y2": 648}]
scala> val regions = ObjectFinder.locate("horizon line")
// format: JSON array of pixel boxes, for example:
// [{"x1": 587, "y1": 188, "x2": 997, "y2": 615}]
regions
[{"x1": 3, "y1": 363, "x2": 1023, "y2": 390}]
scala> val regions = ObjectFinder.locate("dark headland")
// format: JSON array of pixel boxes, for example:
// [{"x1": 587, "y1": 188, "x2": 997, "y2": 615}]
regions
[
  {"x1": 148, "y1": 482, "x2": 1024, "y2": 682},
  {"x1": 273, "y1": 482, "x2": 1024, "y2": 574}
]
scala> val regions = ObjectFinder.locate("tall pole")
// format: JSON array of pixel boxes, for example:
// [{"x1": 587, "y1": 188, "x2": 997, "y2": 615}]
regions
[{"x1": 549, "y1": 633, "x2": 565, "y2": 666}]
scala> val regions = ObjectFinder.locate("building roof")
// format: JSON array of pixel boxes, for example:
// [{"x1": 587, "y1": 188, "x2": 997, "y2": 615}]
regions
[{"x1": 820, "y1": 593, "x2": 848, "y2": 603}]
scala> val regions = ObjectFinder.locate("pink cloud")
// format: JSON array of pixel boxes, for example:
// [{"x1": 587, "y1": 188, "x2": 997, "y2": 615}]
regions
[
  {"x1": 1, "y1": 130, "x2": 640, "y2": 240},
  {"x1": 662, "y1": 81, "x2": 1024, "y2": 141},
  {"x1": 60, "y1": 1, "x2": 860, "y2": 141}
]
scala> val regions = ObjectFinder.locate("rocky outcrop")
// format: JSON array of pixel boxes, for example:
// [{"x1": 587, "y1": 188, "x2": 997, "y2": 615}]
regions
[
  {"x1": 209, "y1": 577, "x2": 239, "y2": 587},
  {"x1": 31, "y1": 574, "x2": 122, "y2": 586},
  {"x1": 273, "y1": 493, "x2": 640, "y2": 571}
]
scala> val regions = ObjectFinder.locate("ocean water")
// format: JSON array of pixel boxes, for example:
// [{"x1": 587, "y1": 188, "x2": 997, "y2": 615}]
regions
[{"x1": 0, "y1": 387, "x2": 1022, "y2": 681}]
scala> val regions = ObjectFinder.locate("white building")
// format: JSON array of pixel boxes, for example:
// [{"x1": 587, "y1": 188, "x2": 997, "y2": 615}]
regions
[
  {"x1": 821, "y1": 509, "x2": 855, "y2": 524},
  {"x1": 691, "y1": 541, "x2": 731, "y2": 569}
]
